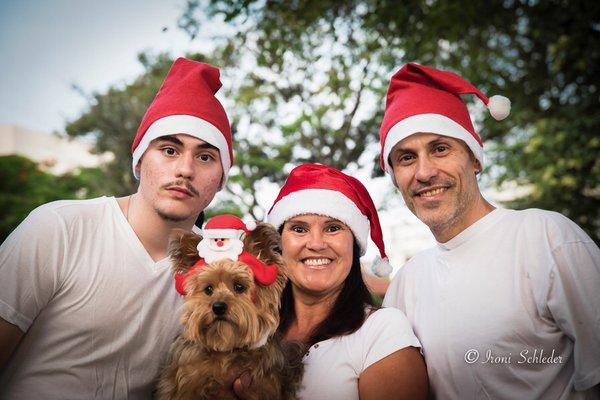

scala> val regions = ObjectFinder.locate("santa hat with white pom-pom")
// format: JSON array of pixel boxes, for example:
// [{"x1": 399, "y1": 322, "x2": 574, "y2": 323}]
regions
[
  {"x1": 379, "y1": 62, "x2": 510, "y2": 185},
  {"x1": 267, "y1": 163, "x2": 392, "y2": 277}
]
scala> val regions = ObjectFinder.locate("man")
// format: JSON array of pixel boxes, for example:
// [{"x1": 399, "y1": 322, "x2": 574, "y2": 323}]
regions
[
  {"x1": 380, "y1": 63, "x2": 600, "y2": 399},
  {"x1": 0, "y1": 57, "x2": 234, "y2": 399}
]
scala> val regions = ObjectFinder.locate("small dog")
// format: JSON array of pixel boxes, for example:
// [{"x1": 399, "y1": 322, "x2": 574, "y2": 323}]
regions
[{"x1": 156, "y1": 220, "x2": 304, "y2": 400}]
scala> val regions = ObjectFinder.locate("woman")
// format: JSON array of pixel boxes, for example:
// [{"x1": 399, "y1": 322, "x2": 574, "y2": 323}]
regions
[{"x1": 267, "y1": 163, "x2": 428, "y2": 400}]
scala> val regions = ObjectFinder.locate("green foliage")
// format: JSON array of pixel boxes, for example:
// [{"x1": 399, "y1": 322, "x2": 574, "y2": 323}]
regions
[
  {"x1": 178, "y1": 0, "x2": 599, "y2": 242},
  {"x1": 0, "y1": 155, "x2": 106, "y2": 241},
  {"x1": 63, "y1": 1, "x2": 599, "y2": 242}
]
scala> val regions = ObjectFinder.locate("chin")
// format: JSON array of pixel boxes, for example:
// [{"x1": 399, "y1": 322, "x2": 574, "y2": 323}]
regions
[
  {"x1": 416, "y1": 208, "x2": 452, "y2": 228},
  {"x1": 156, "y1": 207, "x2": 197, "y2": 223}
]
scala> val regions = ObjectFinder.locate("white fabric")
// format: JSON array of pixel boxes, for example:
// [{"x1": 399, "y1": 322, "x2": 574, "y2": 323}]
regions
[
  {"x1": 298, "y1": 307, "x2": 421, "y2": 400},
  {"x1": 267, "y1": 189, "x2": 371, "y2": 255},
  {"x1": 131, "y1": 114, "x2": 231, "y2": 186},
  {"x1": 383, "y1": 208, "x2": 600, "y2": 400},
  {"x1": 0, "y1": 197, "x2": 183, "y2": 400},
  {"x1": 383, "y1": 113, "x2": 484, "y2": 183}
]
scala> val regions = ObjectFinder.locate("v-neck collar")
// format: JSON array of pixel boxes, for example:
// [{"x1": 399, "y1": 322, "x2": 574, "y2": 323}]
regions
[{"x1": 109, "y1": 196, "x2": 171, "y2": 271}]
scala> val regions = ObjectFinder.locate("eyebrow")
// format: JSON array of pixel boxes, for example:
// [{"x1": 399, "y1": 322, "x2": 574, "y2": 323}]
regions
[
  {"x1": 152, "y1": 135, "x2": 219, "y2": 151},
  {"x1": 285, "y1": 217, "x2": 344, "y2": 225}
]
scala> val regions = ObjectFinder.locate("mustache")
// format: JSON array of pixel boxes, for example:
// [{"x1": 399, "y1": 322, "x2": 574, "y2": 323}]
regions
[
  {"x1": 162, "y1": 180, "x2": 200, "y2": 196},
  {"x1": 410, "y1": 178, "x2": 454, "y2": 196}
]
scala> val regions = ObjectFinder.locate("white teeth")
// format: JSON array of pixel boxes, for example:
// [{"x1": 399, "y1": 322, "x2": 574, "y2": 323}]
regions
[
  {"x1": 420, "y1": 187, "x2": 446, "y2": 197},
  {"x1": 303, "y1": 258, "x2": 331, "y2": 266}
]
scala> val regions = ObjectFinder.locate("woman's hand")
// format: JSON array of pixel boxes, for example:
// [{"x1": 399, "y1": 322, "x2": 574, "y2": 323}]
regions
[
  {"x1": 232, "y1": 371, "x2": 260, "y2": 400},
  {"x1": 358, "y1": 346, "x2": 428, "y2": 400}
]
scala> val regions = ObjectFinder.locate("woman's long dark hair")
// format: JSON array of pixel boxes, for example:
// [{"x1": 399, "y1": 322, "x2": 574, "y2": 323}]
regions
[{"x1": 278, "y1": 240, "x2": 377, "y2": 347}]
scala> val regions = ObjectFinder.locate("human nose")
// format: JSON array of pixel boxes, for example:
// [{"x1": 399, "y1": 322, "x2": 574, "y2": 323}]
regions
[
  {"x1": 414, "y1": 155, "x2": 438, "y2": 183},
  {"x1": 175, "y1": 152, "x2": 195, "y2": 179},
  {"x1": 306, "y1": 230, "x2": 327, "y2": 251}
]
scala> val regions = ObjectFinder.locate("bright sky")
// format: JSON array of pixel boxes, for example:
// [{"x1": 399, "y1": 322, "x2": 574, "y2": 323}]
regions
[{"x1": 0, "y1": 0, "x2": 195, "y2": 133}]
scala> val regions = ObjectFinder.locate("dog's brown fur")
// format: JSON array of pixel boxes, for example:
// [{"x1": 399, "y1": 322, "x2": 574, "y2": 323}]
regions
[{"x1": 156, "y1": 222, "x2": 304, "y2": 400}]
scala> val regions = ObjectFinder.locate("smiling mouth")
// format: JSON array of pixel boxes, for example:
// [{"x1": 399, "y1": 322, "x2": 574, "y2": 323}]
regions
[
  {"x1": 416, "y1": 187, "x2": 449, "y2": 198},
  {"x1": 302, "y1": 258, "x2": 333, "y2": 268}
]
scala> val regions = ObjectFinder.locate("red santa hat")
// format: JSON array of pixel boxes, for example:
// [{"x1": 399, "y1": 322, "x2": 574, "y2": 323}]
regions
[
  {"x1": 267, "y1": 164, "x2": 391, "y2": 275},
  {"x1": 379, "y1": 62, "x2": 510, "y2": 185},
  {"x1": 131, "y1": 57, "x2": 233, "y2": 187},
  {"x1": 200, "y1": 214, "x2": 256, "y2": 238}
]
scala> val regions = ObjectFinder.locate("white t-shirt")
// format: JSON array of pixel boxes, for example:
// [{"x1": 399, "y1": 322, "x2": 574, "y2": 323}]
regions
[
  {"x1": 0, "y1": 197, "x2": 183, "y2": 400},
  {"x1": 384, "y1": 208, "x2": 600, "y2": 400},
  {"x1": 298, "y1": 307, "x2": 421, "y2": 400}
]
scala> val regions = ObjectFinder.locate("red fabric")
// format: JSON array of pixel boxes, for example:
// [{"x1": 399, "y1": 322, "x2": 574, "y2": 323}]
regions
[
  {"x1": 174, "y1": 252, "x2": 278, "y2": 295},
  {"x1": 268, "y1": 163, "x2": 387, "y2": 260},
  {"x1": 175, "y1": 259, "x2": 206, "y2": 295},
  {"x1": 238, "y1": 252, "x2": 278, "y2": 286},
  {"x1": 379, "y1": 62, "x2": 486, "y2": 169},
  {"x1": 203, "y1": 214, "x2": 249, "y2": 232},
  {"x1": 131, "y1": 57, "x2": 233, "y2": 163}
]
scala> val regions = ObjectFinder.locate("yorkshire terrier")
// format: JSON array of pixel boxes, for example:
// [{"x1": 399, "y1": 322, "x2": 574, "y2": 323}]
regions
[{"x1": 156, "y1": 219, "x2": 304, "y2": 400}]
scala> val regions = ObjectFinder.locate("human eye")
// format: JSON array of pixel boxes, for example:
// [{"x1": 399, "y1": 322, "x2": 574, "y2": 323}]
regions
[
  {"x1": 289, "y1": 225, "x2": 307, "y2": 234},
  {"x1": 197, "y1": 152, "x2": 216, "y2": 162},
  {"x1": 325, "y1": 224, "x2": 342, "y2": 233},
  {"x1": 161, "y1": 146, "x2": 178, "y2": 157},
  {"x1": 394, "y1": 152, "x2": 415, "y2": 166},
  {"x1": 433, "y1": 144, "x2": 450, "y2": 155}
]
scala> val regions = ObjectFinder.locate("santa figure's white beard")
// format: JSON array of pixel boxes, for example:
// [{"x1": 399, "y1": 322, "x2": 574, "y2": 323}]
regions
[{"x1": 197, "y1": 237, "x2": 244, "y2": 263}]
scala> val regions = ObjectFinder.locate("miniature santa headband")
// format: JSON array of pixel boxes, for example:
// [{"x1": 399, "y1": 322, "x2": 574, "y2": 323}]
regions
[
  {"x1": 174, "y1": 215, "x2": 277, "y2": 295},
  {"x1": 131, "y1": 57, "x2": 233, "y2": 188},
  {"x1": 267, "y1": 164, "x2": 391, "y2": 276},
  {"x1": 379, "y1": 62, "x2": 510, "y2": 184}
]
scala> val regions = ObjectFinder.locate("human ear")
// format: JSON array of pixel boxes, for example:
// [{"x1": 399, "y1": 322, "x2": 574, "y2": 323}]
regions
[{"x1": 474, "y1": 159, "x2": 482, "y2": 175}]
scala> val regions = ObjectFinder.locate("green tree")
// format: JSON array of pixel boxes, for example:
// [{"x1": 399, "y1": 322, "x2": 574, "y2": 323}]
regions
[
  {"x1": 65, "y1": 53, "x2": 176, "y2": 196},
  {"x1": 178, "y1": 0, "x2": 599, "y2": 242},
  {"x1": 0, "y1": 155, "x2": 106, "y2": 241}
]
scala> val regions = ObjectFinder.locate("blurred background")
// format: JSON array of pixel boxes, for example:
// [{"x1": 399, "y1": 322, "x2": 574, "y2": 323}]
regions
[{"x1": 1, "y1": 0, "x2": 598, "y2": 288}]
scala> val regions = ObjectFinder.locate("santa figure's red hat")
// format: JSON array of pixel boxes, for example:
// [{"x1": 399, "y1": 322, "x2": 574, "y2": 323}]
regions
[
  {"x1": 200, "y1": 214, "x2": 256, "y2": 238},
  {"x1": 267, "y1": 163, "x2": 392, "y2": 277},
  {"x1": 379, "y1": 62, "x2": 510, "y2": 185},
  {"x1": 131, "y1": 57, "x2": 233, "y2": 187}
]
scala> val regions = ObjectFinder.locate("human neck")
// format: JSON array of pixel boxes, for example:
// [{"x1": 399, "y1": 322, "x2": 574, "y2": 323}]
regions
[
  {"x1": 285, "y1": 289, "x2": 338, "y2": 343},
  {"x1": 117, "y1": 193, "x2": 197, "y2": 262},
  {"x1": 432, "y1": 195, "x2": 495, "y2": 243}
]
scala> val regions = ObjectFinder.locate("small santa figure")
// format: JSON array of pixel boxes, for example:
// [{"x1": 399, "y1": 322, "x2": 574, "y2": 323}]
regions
[{"x1": 197, "y1": 215, "x2": 256, "y2": 263}]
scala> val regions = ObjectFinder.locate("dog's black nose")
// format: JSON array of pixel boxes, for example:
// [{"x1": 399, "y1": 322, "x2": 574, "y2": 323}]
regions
[{"x1": 212, "y1": 301, "x2": 228, "y2": 315}]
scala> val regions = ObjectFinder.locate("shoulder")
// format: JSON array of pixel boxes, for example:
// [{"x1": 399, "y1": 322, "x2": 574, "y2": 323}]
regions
[
  {"x1": 6, "y1": 197, "x2": 115, "y2": 242},
  {"x1": 393, "y1": 246, "x2": 438, "y2": 282},
  {"x1": 501, "y1": 208, "x2": 593, "y2": 247},
  {"x1": 361, "y1": 308, "x2": 416, "y2": 339},
  {"x1": 39, "y1": 196, "x2": 114, "y2": 220}
]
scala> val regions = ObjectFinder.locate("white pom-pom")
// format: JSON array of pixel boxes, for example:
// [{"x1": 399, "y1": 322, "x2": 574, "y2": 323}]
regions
[
  {"x1": 245, "y1": 220, "x2": 257, "y2": 231},
  {"x1": 371, "y1": 256, "x2": 393, "y2": 277},
  {"x1": 487, "y1": 95, "x2": 511, "y2": 121}
]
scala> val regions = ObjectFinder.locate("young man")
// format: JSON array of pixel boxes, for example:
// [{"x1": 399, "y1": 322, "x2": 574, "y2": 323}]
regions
[
  {"x1": 0, "y1": 57, "x2": 234, "y2": 399},
  {"x1": 379, "y1": 63, "x2": 600, "y2": 399}
]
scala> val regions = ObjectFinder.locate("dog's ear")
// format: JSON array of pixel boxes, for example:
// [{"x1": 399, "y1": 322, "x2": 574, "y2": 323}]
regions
[
  {"x1": 168, "y1": 229, "x2": 202, "y2": 274},
  {"x1": 243, "y1": 222, "x2": 282, "y2": 266}
]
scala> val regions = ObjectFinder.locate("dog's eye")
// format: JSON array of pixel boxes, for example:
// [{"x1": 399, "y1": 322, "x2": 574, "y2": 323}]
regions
[
  {"x1": 204, "y1": 285, "x2": 213, "y2": 296},
  {"x1": 233, "y1": 283, "x2": 246, "y2": 294}
]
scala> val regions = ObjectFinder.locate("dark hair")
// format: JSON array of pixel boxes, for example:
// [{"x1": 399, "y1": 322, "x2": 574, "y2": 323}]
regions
[
  {"x1": 195, "y1": 211, "x2": 205, "y2": 227},
  {"x1": 278, "y1": 239, "x2": 377, "y2": 347}
]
